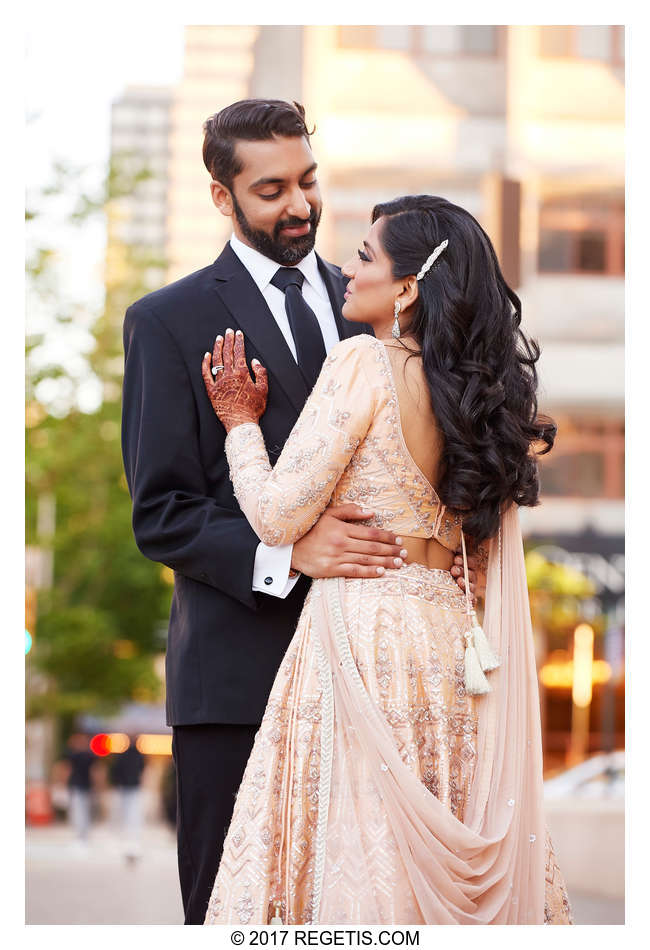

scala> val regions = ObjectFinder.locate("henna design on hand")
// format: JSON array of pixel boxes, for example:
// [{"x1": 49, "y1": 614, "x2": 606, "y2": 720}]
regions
[{"x1": 201, "y1": 329, "x2": 268, "y2": 433}]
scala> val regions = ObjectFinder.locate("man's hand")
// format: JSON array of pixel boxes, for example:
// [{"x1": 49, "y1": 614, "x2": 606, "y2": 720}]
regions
[
  {"x1": 451, "y1": 551, "x2": 482, "y2": 605},
  {"x1": 292, "y1": 505, "x2": 408, "y2": 579}
]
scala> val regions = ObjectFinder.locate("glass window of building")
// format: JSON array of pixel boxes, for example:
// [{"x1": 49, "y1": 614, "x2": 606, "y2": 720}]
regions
[
  {"x1": 376, "y1": 25, "x2": 412, "y2": 50},
  {"x1": 576, "y1": 25, "x2": 613, "y2": 62},
  {"x1": 576, "y1": 231, "x2": 607, "y2": 272},
  {"x1": 460, "y1": 26, "x2": 497, "y2": 54},
  {"x1": 537, "y1": 416, "x2": 624, "y2": 499},
  {"x1": 338, "y1": 24, "x2": 499, "y2": 56},
  {"x1": 540, "y1": 25, "x2": 621, "y2": 63},
  {"x1": 538, "y1": 197, "x2": 624, "y2": 275},
  {"x1": 538, "y1": 229, "x2": 573, "y2": 273},
  {"x1": 419, "y1": 25, "x2": 499, "y2": 55},
  {"x1": 539, "y1": 452, "x2": 605, "y2": 498},
  {"x1": 420, "y1": 25, "x2": 458, "y2": 54}
]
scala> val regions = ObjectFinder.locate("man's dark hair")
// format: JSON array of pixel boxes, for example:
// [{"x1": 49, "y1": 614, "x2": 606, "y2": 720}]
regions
[{"x1": 202, "y1": 99, "x2": 314, "y2": 191}]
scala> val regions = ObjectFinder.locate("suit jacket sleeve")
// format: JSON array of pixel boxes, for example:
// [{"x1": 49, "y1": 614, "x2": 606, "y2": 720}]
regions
[
  {"x1": 223, "y1": 336, "x2": 379, "y2": 546},
  {"x1": 121, "y1": 301, "x2": 260, "y2": 609}
]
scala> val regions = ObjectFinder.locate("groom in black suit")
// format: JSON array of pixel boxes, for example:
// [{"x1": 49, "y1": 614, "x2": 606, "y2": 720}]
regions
[{"x1": 121, "y1": 99, "x2": 475, "y2": 924}]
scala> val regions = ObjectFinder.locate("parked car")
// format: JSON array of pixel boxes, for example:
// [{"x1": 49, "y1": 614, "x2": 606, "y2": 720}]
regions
[{"x1": 543, "y1": 750, "x2": 624, "y2": 800}]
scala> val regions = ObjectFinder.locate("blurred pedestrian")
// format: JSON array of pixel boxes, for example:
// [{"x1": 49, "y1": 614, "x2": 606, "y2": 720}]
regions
[
  {"x1": 49, "y1": 758, "x2": 71, "y2": 822},
  {"x1": 110, "y1": 737, "x2": 145, "y2": 864},
  {"x1": 63, "y1": 732, "x2": 95, "y2": 848}
]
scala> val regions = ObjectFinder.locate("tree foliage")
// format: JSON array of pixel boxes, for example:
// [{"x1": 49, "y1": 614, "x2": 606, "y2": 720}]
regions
[{"x1": 26, "y1": 155, "x2": 172, "y2": 722}]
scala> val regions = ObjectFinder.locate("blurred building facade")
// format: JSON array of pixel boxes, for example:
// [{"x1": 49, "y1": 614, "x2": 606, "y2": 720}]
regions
[
  {"x1": 107, "y1": 84, "x2": 172, "y2": 286},
  {"x1": 107, "y1": 25, "x2": 624, "y2": 766},
  {"x1": 165, "y1": 26, "x2": 259, "y2": 277}
]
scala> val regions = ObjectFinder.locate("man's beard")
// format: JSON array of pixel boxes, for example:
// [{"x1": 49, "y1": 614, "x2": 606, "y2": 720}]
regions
[{"x1": 232, "y1": 193, "x2": 321, "y2": 266}]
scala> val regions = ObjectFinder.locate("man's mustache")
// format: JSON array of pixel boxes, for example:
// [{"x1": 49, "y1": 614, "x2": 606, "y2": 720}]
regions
[{"x1": 274, "y1": 208, "x2": 320, "y2": 239}]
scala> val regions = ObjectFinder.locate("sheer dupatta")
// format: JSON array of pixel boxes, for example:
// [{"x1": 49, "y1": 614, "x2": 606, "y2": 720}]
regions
[{"x1": 311, "y1": 503, "x2": 545, "y2": 924}]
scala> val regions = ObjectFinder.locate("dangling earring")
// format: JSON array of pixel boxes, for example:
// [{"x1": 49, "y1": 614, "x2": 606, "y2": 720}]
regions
[{"x1": 392, "y1": 300, "x2": 401, "y2": 339}]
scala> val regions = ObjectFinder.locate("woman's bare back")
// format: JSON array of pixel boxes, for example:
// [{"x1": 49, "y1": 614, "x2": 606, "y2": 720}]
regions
[
  {"x1": 382, "y1": 341, "x2": 443, "y2": 487},
  {"x1": 382, "y1": 340, "x2": 453, "y2": 570}
]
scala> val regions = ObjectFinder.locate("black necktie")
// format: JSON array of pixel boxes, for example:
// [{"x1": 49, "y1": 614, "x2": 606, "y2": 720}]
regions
[{"x1": 270, "y1": 267, "x2": 327, "y2": 391}]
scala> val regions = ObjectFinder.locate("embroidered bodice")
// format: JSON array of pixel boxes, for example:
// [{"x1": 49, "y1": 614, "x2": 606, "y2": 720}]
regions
[{"x1": 225, "y1": 334, "x2": 463, "y2": 550}]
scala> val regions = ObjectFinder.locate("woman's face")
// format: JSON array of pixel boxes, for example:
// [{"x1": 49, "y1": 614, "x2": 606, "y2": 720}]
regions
[{"x1": 341, "y1": 218, "x2": 407, "y2": 337}]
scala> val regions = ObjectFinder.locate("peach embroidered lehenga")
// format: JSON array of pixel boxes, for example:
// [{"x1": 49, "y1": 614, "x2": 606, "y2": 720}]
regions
[{"x1": 204, "y1": 334, "x2": 572, "y2": 925}]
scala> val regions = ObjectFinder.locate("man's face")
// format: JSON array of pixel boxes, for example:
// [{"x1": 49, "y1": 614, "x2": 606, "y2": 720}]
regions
[{"x1": 212, "y1": 135, "x2": 322, "y2": 266}]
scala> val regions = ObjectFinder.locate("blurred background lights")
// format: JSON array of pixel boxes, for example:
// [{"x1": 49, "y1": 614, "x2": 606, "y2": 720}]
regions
[
  {"x1": 89, "y1": 732, "x2": 131, "y2": 756},
  {"x1": 540, "y1": 650, "x2": 611, "y2": 689},
  {"x1": 136, "y1": 734, "x2": 172, "y2": 756},
  {"x1": 106, "y1": 732, "x2": 130, "y2": 754},
  {"x1": 572, "y1": 623, "x2": 596, "y2": 708},
  {"x1": 90, "y1": 733, "x2": 111, "y2": 756}
]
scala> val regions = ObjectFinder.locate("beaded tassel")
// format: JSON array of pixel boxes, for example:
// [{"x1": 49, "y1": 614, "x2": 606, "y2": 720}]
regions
[
  {"x1": 470, "y1": 609, "x2": 500, "y2": 672},
  {"x1": 460, "y1": 532, "x2": 498, "y2": 694},
  {"x1": 464, "y1": 628, "x2": 491, "y2": 695}
]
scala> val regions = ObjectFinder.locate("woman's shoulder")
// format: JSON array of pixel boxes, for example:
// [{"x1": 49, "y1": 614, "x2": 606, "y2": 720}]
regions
[
  {"x1": 319, "y1": 335, "x2": 390, "y2": 391},
  {"x1": 324, "y1": 333, "x2": 385, "y2": 369},
  {"x1": 315, "y1": 334, "x2": 388, "y2": 417}
]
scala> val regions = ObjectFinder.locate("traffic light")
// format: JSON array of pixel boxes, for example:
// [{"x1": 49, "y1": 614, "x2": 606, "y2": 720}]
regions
[
  {"x1": 89, "y1": 733, "x2": 131, "y2": 756},
  {"x1": 89, "y1": 734, "x2": 112, "y2": 757}
]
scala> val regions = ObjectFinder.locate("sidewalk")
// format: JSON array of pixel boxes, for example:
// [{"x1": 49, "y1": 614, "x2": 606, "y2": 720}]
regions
[
  {"x1": 26, "y1": 820, "x2": 624, "y2": 925},
  {"x1": 26, "y1": 821, "x2": 183, "y2": 924}
]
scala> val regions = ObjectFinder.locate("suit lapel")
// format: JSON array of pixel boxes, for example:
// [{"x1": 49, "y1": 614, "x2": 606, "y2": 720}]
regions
[{"x1": 212, "y1": 245, "x2": 309, "y2": 414}]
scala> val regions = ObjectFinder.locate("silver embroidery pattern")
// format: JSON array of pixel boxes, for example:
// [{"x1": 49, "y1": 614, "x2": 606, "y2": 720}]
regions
[{"x1": 311, "y1": 591, "x2": 334, "y2": 924}]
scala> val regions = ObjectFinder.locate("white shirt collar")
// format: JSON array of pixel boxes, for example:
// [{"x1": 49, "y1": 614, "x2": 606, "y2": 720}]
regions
[{"x1": 229, "y1": 232, "x2": 328, "y2": 300}]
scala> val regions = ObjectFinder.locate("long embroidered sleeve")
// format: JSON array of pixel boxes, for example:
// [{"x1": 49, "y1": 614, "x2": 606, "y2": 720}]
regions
[{"x1": 224, "y1": 336, "x2": 379, "y2": 546}]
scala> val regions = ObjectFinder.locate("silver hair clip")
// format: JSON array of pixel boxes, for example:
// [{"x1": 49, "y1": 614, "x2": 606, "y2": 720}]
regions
[{"x1": 416, "y1": 239, "x2": 448, "y2": 280}]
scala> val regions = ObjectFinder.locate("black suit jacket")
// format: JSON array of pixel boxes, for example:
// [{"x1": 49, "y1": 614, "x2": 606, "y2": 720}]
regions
[{"x1": 122, "y1": 243, "x2": 372, "y2": 725}]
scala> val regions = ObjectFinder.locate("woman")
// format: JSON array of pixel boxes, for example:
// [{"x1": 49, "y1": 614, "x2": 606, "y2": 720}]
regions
[{"x1": 201, "y1": 196, "x2": 573, "y2": 925}]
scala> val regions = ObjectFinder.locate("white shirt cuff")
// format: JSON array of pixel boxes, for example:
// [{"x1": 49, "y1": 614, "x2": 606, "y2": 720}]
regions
[{"x1": 252, "y1": 541, "x2": 300, "y2": 599}]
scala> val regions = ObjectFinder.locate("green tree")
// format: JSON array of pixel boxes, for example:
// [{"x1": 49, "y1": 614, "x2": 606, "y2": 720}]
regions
[{"x1": 26, "y1": 155, "x2": 172, "y2": 727}]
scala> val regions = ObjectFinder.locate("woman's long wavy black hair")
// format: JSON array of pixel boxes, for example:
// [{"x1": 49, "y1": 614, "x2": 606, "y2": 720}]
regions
[{"x1": 372, "y1": 195, "x2": 556, "y2": 544}]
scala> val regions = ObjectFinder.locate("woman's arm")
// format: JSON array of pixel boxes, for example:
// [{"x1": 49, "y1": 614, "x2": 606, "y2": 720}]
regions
[{"x1": 202, "y1": 330, "x2": 379, "y2": 546}]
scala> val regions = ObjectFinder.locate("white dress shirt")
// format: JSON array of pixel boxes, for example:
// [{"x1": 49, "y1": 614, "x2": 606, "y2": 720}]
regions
[{"x1": 229, "y1": 233, "x2": 341, "y2": 598}]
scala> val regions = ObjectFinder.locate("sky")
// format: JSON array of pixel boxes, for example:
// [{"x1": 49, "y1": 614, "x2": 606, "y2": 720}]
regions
[
  {"x1": 24, "y1": 18, "x2": 185, "y2": 412},
  {"x1": 25, "y1": 19, "x2": 184, "y2": 312},
  {"x1": 25, "y1": 22, "x2": 184, "y2": 180}
]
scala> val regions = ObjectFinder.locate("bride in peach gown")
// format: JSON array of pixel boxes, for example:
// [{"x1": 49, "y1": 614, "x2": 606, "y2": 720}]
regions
[{"x1": 201, "y1": 196, "x2": 573, "y2": 925}]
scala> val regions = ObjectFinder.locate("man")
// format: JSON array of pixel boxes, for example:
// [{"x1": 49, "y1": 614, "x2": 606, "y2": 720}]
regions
[
  {"x1": 110, "y1": 736, "x2": 145, "y2": 865},
  {"x1": 121, "y1": 99, "x2": 476, "y2": 924}
]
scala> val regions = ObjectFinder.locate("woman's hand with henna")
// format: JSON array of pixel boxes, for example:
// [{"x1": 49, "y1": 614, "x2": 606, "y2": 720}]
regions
[{"x1": 201, "y1": 328, "x2": 268, "y2": 433}]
